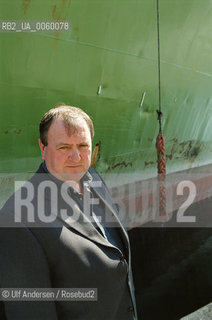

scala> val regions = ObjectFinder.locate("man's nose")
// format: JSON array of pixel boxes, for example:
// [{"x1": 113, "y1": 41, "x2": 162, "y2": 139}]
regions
[{"x1": 68, "y1": 148, "x2": 81, "y2": 162}]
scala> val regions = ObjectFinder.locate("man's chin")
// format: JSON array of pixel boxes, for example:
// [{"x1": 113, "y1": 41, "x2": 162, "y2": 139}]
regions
[{"x1": 60, "y1": 171, "x2": 86, "y2": 182}]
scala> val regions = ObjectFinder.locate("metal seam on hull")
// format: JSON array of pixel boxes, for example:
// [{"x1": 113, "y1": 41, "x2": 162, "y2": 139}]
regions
[
  {"x1": 28, "y1": 33, "x2": 153, "y2": 59},
  {"x1": 161, "y1": 59, "x2": 212, "y2": 78},
  {"x1": 13, "y1": 33, "x2": 212, "y2": 78}
]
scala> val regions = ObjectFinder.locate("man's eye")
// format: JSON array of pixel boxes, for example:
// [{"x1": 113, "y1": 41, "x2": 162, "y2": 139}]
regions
[
  {"x1": 59, "y1": 146, "x2": 68, "y2": 150},
  {"x1": 80, "y1": 144, "x2": 88, "y2": 148}
]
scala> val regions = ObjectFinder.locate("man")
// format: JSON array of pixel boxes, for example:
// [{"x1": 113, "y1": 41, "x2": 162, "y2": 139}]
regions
[{"x1": 0, "y1": 105, "x2": 137, "y2": 319}]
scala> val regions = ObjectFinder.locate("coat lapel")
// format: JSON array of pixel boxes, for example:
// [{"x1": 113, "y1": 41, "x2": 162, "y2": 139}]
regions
[
  {"x1": 90, "y1": 181, "x2": 130, "y2": 252},
  {"x1": 48, "y1": 196, "x2": 118, "y2": 250}
]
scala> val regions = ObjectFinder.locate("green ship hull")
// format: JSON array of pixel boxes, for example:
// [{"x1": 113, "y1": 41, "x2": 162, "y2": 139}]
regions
[
  {"x1": 1, "y1": 0, "x2": 212, "y2": 179},
  {"x1": 1, "y1": 2, "x2": 212, "y2": 319}
]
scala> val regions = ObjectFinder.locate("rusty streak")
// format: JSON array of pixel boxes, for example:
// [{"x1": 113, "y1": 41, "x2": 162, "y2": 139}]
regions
[
  {"x1": 91, "y1": 141, "x2": 101, "y2": 168},
  {"x1": 14, "y1": 129, "x2": 22, "y2": 135},
  {"x1": 22, "y1": 0, "x2": 31, "y2": 14},
  {"x1": 52, "y1": 5, "x2": 57, "y2": 19},
  {"x1": 144, "y1": 161, "x2": 155, "y2": 167},
  {"x1": 106, "y1": 161, "x2": 132, "y2": 172}
]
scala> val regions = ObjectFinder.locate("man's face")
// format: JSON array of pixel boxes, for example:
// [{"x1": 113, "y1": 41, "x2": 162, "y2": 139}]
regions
[{"x1": 39, "y1": 118, "x2": 92, "y2": 182}]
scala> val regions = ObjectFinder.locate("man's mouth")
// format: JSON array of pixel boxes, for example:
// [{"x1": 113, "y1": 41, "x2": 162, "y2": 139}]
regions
[{"x1": 66, "y1": 165, "x2": 82, "y2": 168}]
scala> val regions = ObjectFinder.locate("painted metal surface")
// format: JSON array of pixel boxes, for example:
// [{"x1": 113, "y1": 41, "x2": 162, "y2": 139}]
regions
[{"x1": 0, "y1": 0, "x2": 212, "y2": 186}]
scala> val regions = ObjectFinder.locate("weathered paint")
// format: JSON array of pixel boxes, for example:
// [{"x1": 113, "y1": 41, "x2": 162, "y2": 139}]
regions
[
  {"x1": 91, "y1": 140, "x2": 101, "y2": 168},
  {"x1": 22, "y1": 0, "x2": 31, "y2": 15}
]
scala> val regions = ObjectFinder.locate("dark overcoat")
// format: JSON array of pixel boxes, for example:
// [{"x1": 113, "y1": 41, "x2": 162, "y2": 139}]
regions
[{"x1": 0, "y1": 164, "x2": 137, "y2": 320}]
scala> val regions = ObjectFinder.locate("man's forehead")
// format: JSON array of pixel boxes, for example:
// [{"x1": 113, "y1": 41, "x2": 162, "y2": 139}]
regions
[
  {"x1": 50, "y1": 118, "x2": 88, "y2": 132},
  {"x1": 48, "y1": 118, "x2": 91, "y2": 140}
]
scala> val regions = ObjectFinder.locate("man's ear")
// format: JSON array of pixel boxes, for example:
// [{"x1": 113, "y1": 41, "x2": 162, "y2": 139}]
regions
[{"x1": 38, "y1": 139, "x2": 46, "y2": 160}]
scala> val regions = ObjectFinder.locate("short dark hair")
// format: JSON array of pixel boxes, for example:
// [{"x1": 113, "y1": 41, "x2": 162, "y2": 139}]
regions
[{"x1": 39, "y1": 105, "x2": 94, "y2": 146}]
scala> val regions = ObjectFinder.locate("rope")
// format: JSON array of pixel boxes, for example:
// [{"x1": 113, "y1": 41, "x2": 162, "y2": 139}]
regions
[
  {"x1": 156, "y1": 0, "x2": 167, "y2": 219},
  {"x1": 156, "y1": 0, "x2": 162, "y2": 134},
  {"x1": 156, "y1": 134, "x2": 166, "y2": 174},
  {"x1": 156, "y1": 134, "x2": 166, "y2": 217}
]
